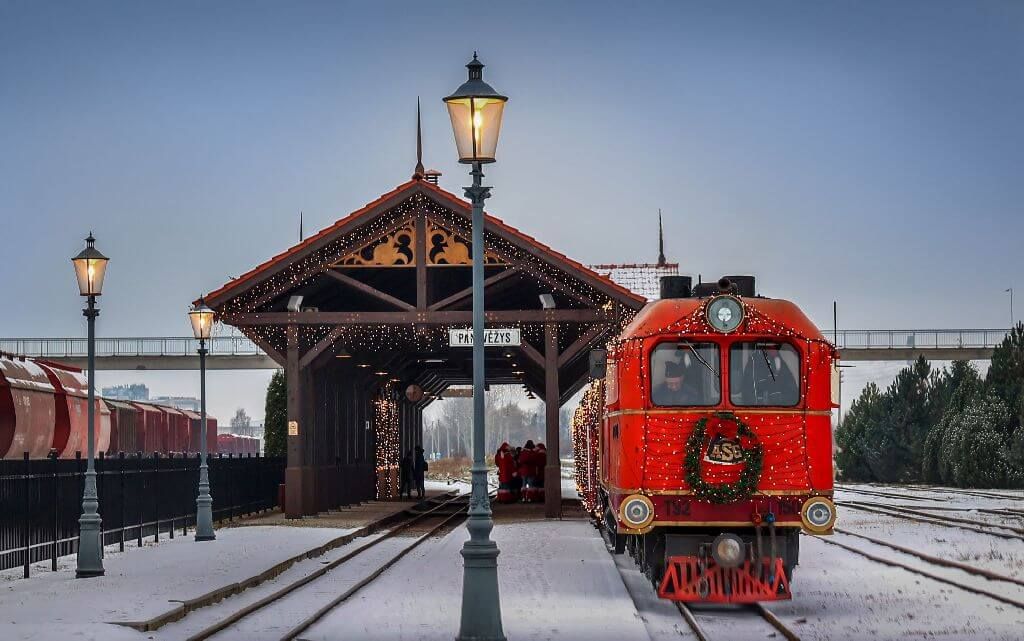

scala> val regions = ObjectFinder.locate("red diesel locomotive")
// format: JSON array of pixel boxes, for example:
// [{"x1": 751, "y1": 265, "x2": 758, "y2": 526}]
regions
[{"x1": 575, "y1": 276, "x2": 838, "y2": 603}]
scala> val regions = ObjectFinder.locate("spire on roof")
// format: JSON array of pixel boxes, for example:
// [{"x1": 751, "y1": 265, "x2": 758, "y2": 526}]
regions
[
  {"x1": 299, "y1": 211, "x2": 304, "y2": 242},
  {"x1": 413, "y1": 97, "x2": 426, "y2": 180},
  {"x1": 657, "y1": 209, "x2": 667, "y2": 266}
]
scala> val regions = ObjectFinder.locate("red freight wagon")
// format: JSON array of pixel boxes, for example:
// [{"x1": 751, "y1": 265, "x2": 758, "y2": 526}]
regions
[
  {"x1": 208, "y1": 417, "x2": 219, "y2": 453},
  {"x1": 132, "y1": 403, "x2": 166, "y2": 454},
  {"x1": 158, "y1": 405, "x2": 190, "y2": 453},
  {"x1": 217, "y1": 433, "x2": 237, "y2": 455},
  {"x1": 183, "y1": 410, "x2": 218, "y2": 454},
  {"x1": 0, "y1": 354, "x2": 57, "y2": 459},
  {"x1": 104, "y1": 399, "x2": 140, "y2": 454},
  {"x1": 37, "y1": 361, "x2": 110, "y2": 458}
]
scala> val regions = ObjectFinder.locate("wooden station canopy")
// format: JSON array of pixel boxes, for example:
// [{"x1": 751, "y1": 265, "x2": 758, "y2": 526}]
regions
[{"x1": 205, "y1": 175, "x2": 645, "y2": 518}]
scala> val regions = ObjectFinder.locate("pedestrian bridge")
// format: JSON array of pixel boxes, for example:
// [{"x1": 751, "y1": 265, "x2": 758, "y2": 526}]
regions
[{"x1": 0, "y1": 328, "x2": 1009, "y2": 370}]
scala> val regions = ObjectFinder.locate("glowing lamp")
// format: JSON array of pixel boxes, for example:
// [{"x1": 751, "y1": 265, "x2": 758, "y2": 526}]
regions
[
  {"x1": 189, "y1": 299, "x2": 216, "y2": 340},
  {"x1": 443, "y1": 53, "x2": 508, "y2": 164},
  {"x1": 71, "y1": 233, "x2": 109, "y2": 296}
]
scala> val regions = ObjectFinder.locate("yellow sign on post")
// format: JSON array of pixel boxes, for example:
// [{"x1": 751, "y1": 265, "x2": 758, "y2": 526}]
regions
[{"x1": 288, "y1": 421, "x2": 299, "y2": 436}]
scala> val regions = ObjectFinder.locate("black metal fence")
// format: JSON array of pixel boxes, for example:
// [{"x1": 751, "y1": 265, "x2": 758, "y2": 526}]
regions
[{"x1": 0, "y1": 452, "x2": 285, "y2": 576}]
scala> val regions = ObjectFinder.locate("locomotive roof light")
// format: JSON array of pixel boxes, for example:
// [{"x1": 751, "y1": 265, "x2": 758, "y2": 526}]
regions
[
  {"x1": 800, "y1": 496, "x2": 837, "y2": 533},
  {"x1": 706, "y1": 295, "x2": 744, "y2": 333},
  {"x1": 711, "y1": 533, "x2": 745, "y2": 568},
  {"x1": 619, "y1": 494, "x2": 655, "y2": 529}
]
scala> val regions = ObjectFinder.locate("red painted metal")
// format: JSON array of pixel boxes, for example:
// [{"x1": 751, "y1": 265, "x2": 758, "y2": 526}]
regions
[
  {"x1": 0, "y1": 355, "x2": 57, "y2": 458},
  {"x1": 658, "y1": 556, "x2": 792, "y2": 603},
  {"x1": 600, "y1": 296, "x2": 836, "y2": 528},
  {"x1": 157, "y1": 405, "x2": 190, "y2": 453},
  {"x1": 37, "y1": 361, "x2": 109, "y2": 458},
  {"x1": 104, "y1": 399, "x2": 139, "y2": 454},
  {"x1": 132, "y1": 402, "x2": 166, "y2": 454}
]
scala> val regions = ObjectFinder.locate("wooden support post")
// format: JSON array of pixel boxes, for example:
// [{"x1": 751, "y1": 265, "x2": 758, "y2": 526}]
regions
[
  {"x1": 416, "y1": 213, "x2": 427, "y2": 310},
  {"x1": 302, "y1": 366, "x2": 317, "y2": 516},
  {"x1": 285, "y1": 324, "x2": 304, "y2": 519},
  {"x1": 544, "y1": 322, "x2": 562, "y2": 518}
]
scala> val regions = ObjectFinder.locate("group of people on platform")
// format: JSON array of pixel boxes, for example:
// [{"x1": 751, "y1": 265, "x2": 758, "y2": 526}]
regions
[
  {"x1": 399, "y1": 446, "x2": 429, "y2": 499},
  {"x1": 495, "y1": 440, "x2": 547, "y2": 503}
]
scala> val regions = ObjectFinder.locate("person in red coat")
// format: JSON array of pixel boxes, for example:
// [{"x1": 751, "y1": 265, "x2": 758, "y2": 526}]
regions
[
  {"x1": 495, "y1": 442, "x2": 518, "y2": 503},
  {"x1": 531, "y1": 443, "x2": 548, "y2": 503},
  {"x1": 519, "y1": 440, "x2": 538, "y2": 502}
]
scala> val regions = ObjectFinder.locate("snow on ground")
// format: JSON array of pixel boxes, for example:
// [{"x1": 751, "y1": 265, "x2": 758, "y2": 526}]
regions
[
  {"x1": 4, "y1": 482, "x2": 1024, "y2": 641},
  {"x1": 0, "y1": 525, "x2": 350, "y2": 641},
  {"x1": 836, "y1": 484, "x2": 1024, "y2": 580},
  {"x1": 301, "y1": 519, "x2": 648, "y2": 641}
]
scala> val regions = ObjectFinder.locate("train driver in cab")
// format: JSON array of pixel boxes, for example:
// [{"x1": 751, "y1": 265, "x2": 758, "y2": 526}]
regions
[{"x1": 653, "y1": 358, "x2": 702, "y2": 405}]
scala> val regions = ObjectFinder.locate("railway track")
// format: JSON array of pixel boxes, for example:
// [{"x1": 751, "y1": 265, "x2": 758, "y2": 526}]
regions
[
  {"x1": 838, "y1": 499, "x2": 1024, "y2": 540},
  {"x1": 609, "y1": 533, "x2": 802, "y2": 641},
  {"x1": 809, "y1": 530, "x2": 1024, "y2": 611},
  {"x1": 675, "y1": 601, "x2": 802, "y2": 641},
  {"x1": 159, "y1": 492, "x2": 472, "y2": 641}
]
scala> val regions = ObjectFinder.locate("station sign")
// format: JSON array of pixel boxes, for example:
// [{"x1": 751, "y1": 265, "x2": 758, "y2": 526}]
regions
[{"x1": 448, "y1": 328, "x2": 521, "y2": 347}]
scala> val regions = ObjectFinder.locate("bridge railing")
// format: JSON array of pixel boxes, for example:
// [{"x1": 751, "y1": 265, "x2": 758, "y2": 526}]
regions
[
  {"x1": 0, "y1": 335, "x2": 262, "y2": 359},
  {"x1": 0, "y1": 329, "x2": 1012, "y2": 359},
  {"x1": 821, "y1": 329, "x2": 1009, "y2": 350}
]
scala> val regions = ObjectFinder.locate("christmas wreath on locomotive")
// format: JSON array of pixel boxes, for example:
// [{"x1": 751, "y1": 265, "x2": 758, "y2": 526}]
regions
[{"x1": 574, "y1": 275, "x2": 838, "y2": 603}]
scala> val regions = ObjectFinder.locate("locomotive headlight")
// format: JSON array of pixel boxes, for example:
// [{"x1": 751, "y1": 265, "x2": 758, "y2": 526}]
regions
[
  {"x1": 801, "y1": 496, "x2": 837, "y2": 533},
  {"x1": 706, "y1": 296, "x2": 743, "y2": 333},
  {"x1": 619, "y1": 494, "x2": 655, "y2": 529},
  {"x1": 711, "y1": 533, "x2": 745, "y2": 568}
]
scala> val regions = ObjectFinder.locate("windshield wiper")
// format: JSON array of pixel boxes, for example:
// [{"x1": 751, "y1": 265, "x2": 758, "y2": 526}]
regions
[
  {"x1": 683, "y1": 343, "x2": 719, "y2": 389},
  {"x1": 754, "y1": 343, "x2": 777, "y2": 381}
]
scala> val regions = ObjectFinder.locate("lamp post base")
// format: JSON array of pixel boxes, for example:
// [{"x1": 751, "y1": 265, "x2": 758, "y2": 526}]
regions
[
  {"x1": 456, "y1": 466, "x2": 505, "y2": 641},
  {"x1": 75, "y1": 512, "x2": 105, "y2": 578}
]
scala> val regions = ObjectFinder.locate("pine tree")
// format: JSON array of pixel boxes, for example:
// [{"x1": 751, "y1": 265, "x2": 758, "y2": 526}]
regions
[
  {"x1": 881, "y1": 357, "x2": 933, "y2": 481},
  {"x1": 835, "y1": 383, "x2": 886, "y2": 481},
  {"x1": 986, "y1": 322, "x2": 1024, "y2": 432},
  {"x1": 263, "y1": 370, "x2": 287, "y2": 457},
  {"x1": 943, "y1": 392, "x2": 1012, "y2": 488},
  {"x1": 922, "y1": 361, "x2": 981, "y2": 483}
]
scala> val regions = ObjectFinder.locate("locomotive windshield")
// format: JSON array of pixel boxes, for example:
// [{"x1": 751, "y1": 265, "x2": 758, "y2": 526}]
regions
[
  {"x1": 729, "y1": 342, "x2": 800, "y2": 406},
  {"x1": 650, "y1": 342, "x2": 720, "y2": 406}
]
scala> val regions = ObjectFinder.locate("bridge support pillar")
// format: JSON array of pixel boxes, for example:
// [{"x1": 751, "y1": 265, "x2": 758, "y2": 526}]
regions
[{"x1": 544, "y1": 323, "x2": 562, "y2": 519}]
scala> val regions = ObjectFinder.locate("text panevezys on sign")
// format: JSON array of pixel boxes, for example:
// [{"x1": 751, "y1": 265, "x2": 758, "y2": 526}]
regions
[{"x1": 448, "y1": 328, "x2": 521, "y2": 347}]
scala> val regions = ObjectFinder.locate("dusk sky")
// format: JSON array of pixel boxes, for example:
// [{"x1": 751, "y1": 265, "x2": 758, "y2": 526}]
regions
[{"x1": 1, "y1": 1, "x2": 1020, "y2": 422}]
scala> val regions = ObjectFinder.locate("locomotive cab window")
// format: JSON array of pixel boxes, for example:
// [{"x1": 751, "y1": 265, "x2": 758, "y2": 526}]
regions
[
  {"x1": 729, "y1": 342, "x2": 800, "y2": 406},
  {"x1": 650, "y1": 342, "x2": 720, "y2": 407}
]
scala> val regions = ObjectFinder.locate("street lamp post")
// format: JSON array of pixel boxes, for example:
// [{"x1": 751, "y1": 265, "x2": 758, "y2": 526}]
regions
[
  {"x1": 444, "y1": 53, "x2": 508, "y2": 641},
  {"x1": 71, "y1": 233, "x2": 109, "y2": 578},
  {"x1": 189, "y1": 299, "x2": 217, "y2": 541}
]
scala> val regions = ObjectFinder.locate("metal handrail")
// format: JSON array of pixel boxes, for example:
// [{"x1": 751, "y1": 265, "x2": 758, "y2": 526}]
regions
[
  {"x1": 0, "y1": 329, "x2": 1011, "y2": 358},
  {"x1": 821, "y1": 329, "x2": 1009, "y2": 350},
  {"x1": 0, "y1": 336, "x2": 261, "y2": 358}
]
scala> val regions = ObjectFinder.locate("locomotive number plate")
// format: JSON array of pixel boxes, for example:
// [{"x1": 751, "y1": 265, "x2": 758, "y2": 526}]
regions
[{"x1": 704, "y1": 435, "x2": 743, "y2": 465}]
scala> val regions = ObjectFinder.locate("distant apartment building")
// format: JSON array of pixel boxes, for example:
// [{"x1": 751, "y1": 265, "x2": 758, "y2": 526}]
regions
[
  {"x1": 101, "y1": 383, "x2": 149, "y2": 401},
  {"x1": 151, "y1": 396, "x2": 201, "y2": 412}
]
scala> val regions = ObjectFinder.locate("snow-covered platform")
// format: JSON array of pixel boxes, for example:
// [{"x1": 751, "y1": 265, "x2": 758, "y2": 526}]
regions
[{"x1": 3, "y1": 483, "x2": 1024, "y2": 641}]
